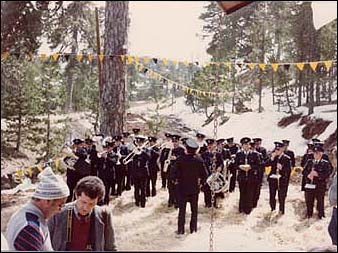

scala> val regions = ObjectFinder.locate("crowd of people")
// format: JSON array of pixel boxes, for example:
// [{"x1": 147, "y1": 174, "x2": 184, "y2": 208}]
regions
[{"x1": 4, "y1": 128, "x2": 337, "y2": 250}]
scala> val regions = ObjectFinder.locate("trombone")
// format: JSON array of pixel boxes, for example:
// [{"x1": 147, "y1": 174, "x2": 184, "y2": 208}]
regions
[{"x1": 123, "y1": 140, "x2": 149, "y2": 165}]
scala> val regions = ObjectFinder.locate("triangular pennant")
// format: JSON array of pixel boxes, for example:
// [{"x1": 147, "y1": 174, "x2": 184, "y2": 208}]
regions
[
  {"x1": 120, "y1": 55, "x2": 126, "y2": 62},
  {"x1": 87, "y1": 54, "x2": 94, "y2": 62},
  {"x1": 52, "y1": 53, "x2": 60, "y2": 61},
  {"x1": 25, "y1": 167, "x2": 33, "y2": 178},
  {"x1": 258, "y1": 63, "x2": 266, "y2": 71},
  {"x1": 324, "y1": 60, "x2": 333, "y2": 71},
  {"x1": 143, "y1": 57, "x2": 150, "y2": 64},
  {"x1": 98, "y1": 54, "x2": 105, "y2": 62},
  {"x1": 143, "y1": 68, "x2": 148, "y2": 74},
  {"x1": 183, "y1": 61, "x2": 189, "y2": 66},
  {"x1": 1, "y1": 52, "x2": 9, "y2": 60},
  {"x1": 309, "y1": 62, "x2": 318, "y2": 72},
  {"x1": 296, "y1": 62, "x2": 305, "y2": 71},
  {"x1": 195, "y1": 61, "x2": 199, "y2": 66},
  {"x1": 40, "y1": 54, "x2": 47, "y2": 60},
  {"x1": 247, "y1": 63, "x2": 256, "y2": 70},
  {"x1": 236, "y1": 63, "x2": 242, "y2": 69},
  {"x1": 37, "y1": 164, "x2": 43, "y2": 172},
  {"x1": 27, "y1": 52, "x2": 34, "y2": 61},
  {"x1": 284, "y1": 64, "x2": 290, "y2": 71},
  {"x1": 54, "y1": 159, "x2": 60, "y2": 170},
  {"x1": 271, "y1": 63, "x2": 279, "y2": 72},
  {"x1": 126, "y1": 55, "x2": 134, "y2": 64},
  {"x1": 152, "y1": 58, "x2": 158, "y2": 64},
  {"x1": 172, "y1": 60, "x2": 178, "y2": 66},
  {"x1": 162, "y1": 58, "x2": 168, "y2": 65},
  {"x1": 63, "y1": 54, "x2": 71, "y2": 62},
  {"x1": 225, "y1": 62, "x2": 232, "y2": 69},
  {"x1": 13, "y1": 53, "x2": 20, "y2": 59},
  {"x1": 76, "y1": 54, "x2": 83, "y2": 62}
]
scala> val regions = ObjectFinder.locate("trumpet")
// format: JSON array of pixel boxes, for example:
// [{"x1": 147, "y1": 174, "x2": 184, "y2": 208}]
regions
[
  {"x1": 123, "y1": 141, "x2": 149, "y2": 165},
  {"x1": 116, "y1": 147, "x2": 122, "y2": 165}
]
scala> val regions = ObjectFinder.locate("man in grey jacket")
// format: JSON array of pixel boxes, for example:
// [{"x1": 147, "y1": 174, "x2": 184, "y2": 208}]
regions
[
  {"x1": 48, "y1": 176, "x2": 117, "y2": 251},
  {"x1": 328, "y1": 172, "x2": 337, "y2": 245}
]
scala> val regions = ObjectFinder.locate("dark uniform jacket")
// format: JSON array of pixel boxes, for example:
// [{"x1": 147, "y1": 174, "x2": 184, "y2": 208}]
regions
[
  {"x1": 131, "y1": 150, "x2": 150, "y2": 178},
  {"x1": 173, "y1": 154, "x2": 208, "y2": 195},
  {"x1": 284, "y1": 149, "x2": 295, "y2": 168},
  {"x1": 235, "y1": 150, "x2": 261, "y2": 181},
  {"x1": 266, "y1": 153, "x2": 291, "y2": 185},
  {"x1": 302, "y1": 159, "x2": 331, "y2": 189}
]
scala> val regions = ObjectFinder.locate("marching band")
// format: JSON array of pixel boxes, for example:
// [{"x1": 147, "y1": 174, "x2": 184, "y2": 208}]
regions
[{"x1": 61, "y1": 130, "x2": 335, "y2": 233}]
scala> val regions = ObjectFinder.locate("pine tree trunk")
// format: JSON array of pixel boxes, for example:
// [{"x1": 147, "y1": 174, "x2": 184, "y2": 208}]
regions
[
  {"x1": 100, "y1": 2, "x2": 129, "y2": 136},
  {"x1": 65, "y1": 28, "x2": 78, "y2": 113},
  {"x1": 315, "y1": 81, "x2": 321, "y2": 106},
  {"x1": 297, "y1": 72, "x2": 303, "y2": 107}
]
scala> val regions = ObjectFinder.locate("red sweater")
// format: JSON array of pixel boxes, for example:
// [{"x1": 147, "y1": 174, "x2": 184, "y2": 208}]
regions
[{"x1": 69, "y1": 214, "x2": 91, "y2": 251}]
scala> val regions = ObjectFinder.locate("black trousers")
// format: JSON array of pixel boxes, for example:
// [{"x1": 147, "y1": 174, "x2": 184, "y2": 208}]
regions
[
  {"x1": 268, "y1": 180, "x2": 288, "y2": 214},
  {"x1": 146, "y1": 170, "x2": 158, "y2": 197},
  {"x1": 168, "y1": 180, "x2": 177, "y2": 207},
  {"x1": 134, "y1": 177, "x2": 147, "y2": 207},
  {"x1": 177, "y1": 193, "x2": 199, "y2": 234},
  {"x1": 238, "y1": 179, "x2": 256, "y2": 214},
  {"x1": 305, "y1": 187, "x2": 326, "y2": 218}
]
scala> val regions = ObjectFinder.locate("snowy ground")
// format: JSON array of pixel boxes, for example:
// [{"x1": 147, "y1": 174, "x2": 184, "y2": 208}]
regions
[
  {"x1": 111, "y1": 180, "x2": 334, "y2": 252},
  {"x1": 129, "y1": 89, "x2": 337, "y2": 156}
]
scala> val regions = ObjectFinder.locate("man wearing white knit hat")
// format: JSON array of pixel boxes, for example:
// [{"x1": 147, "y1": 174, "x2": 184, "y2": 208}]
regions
[{"x1": 6, "y1": 167, "x2": 69, "y2": 251}]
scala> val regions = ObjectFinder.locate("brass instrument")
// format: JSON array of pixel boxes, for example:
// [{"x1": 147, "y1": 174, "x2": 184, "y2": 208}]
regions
[
  {"x1": 116, "y1": 147, "x2": 122, "y2": 165},
  {"x1": 239, "y1": 152, "x2": 251, "y2": 177},
  {"x1": 162, "y1": 146, "x2": 173, "y2": 173},
  {"x1": 122, "y1": 140, "x2": 149, "y2": 165},
  {"x1": 206, "y1": 150, "x2": 228, "y2": 193}
]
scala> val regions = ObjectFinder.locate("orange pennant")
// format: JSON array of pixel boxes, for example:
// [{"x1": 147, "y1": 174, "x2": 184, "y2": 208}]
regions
[
  {"x1": 1, "y1": 52, "x2": 9, "y2": 60},
  {"x1": 98, "y1": 54, "x2": 104, "y2": 62},
  {"x1": 248, "y1": 63, "x2": 256, "y2": 70},
  {"x1": 40, "y1": 54, "x2": 47, "y2": 60}
]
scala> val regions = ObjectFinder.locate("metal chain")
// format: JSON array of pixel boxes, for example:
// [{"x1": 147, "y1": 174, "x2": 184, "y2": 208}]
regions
[
  {"x1": 209, "y1": 191, "x2": 215, "y2": 252},
  {"x1": 213, "y1": 106, "x2": 218, "y2": 140}
]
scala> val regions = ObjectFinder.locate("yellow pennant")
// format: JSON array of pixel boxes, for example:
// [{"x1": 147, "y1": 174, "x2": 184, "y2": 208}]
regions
[
  {"x1": 16, "y1": 168, "x2": 24, "y2": 178},
  {"x1": 1, "y1": 52, "x2": 9, "y2": 60},
  {"x1": 258, "y1": 63, "x2": 266, "y2": 71},
  {"x1": 98, "y1": 54, "x2": 105, "y2": 62},
  {"x1": 271, "y1": 63, "x2": 279, "y2": 72},
  {"x1": 37, "y1": 164, "x2": 43, "y2": 172},
  {"x1": 172, "y1": 60, "x2": 178, "y2": 66},
  {"x1": 324, "y1": 60, "x2": 333, "y2": 71},
  {"x1": 54, "y1": 159, "x2": 60, "y2": 170},
  {"x1": 296, "y1": 62, "x2": 305, "y2": 71},
  {"x1": 126, "y1": 55, "x2": 134, "y2": 64},
  {"x1": 143, "y1": 57, "x2": 150, "y2": 64},
  {"x1": 309, "y1": 62, "x2": 318, "y2": 72},
  {"x1": 25, "y1": 167, "x2": 33, "y2": 178},
  {"x1": 52, "y1": 53, "x2": 60, "y2": 61},
  {"x1": 225, "y1": 62, "x2": 232, "y2": 69},
  {"x1": 40, "y1": 54, "x2": 47, "y2": 60},
  {"x1": 248, "y1": 63, "x2": 256, "y2": 70},
  {"x1": 183, "y1": 60, "x2": 189, "y2": 66},
  {"x1": 265, "y1": 166, "x2": 271, "y2": 175},
  {"x1": 76, "y1": 54, "x2": 83, "y2": 62},
  {"x1": 162, "y1": 58, "x2": 168, "y2": 66},
  {"x1": 134, "y1": 56, "x2": 139, "y2": 63},
  {"x1": 87, "y1": 54, "x2": 94, "y2": 62}
]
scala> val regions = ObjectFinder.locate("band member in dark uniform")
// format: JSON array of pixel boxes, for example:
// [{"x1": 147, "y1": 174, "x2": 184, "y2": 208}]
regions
[
  {"x1": 168, "y1": 134, "x2": 185, "y2": 208},
  {"x1": 216, "y1": 139, "x2": 231, "y2": 161},
  {"x1": 252, "y1": 138, "x2": 268, "y2": 208},
  {"x1": 130, "y1": 136, "x2": 151, "y2": 208},
  {"x1": 235, "y1": 137, "x2": 261, "y2": 214},
  {"x1": 282, "y1": 140, "x2": 295, "y2": 168},
  {"x1": 122, "y1": 131, "x2": 133, "y2": 191},
  {"x1": 226, "y1": 137, "x2": 240, "y2": 192},
  {"x1": 201, "y1": 139, "x2": 224, "y2": 208},
  {"x1": 266, "y1": 141, "x2": 291, "y2": 215},
  {"x1": 98, "y1": 141, "x2": 116, "y2": 205},
  {"x1": 159, "y1": 133, "x2": 172, "y2": 189},
  {"x1": 111, "y1": 135, "x2": 129, "y2": 196},
  {"x1": 302, "y1": 145, "x2": 331, "y2": 219},
  {"x1": 301, "y1": 143, "x2": 315, "y2": 191},
  {"x1": 196, "y1": 133, "x2": 207, "y2": 154},
  {"x1": 146, "y1": 136, "x2": 160, "y2": 197},
  {"x1": 173, "y1": 138, "x2": 208, "y2": 236}
]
